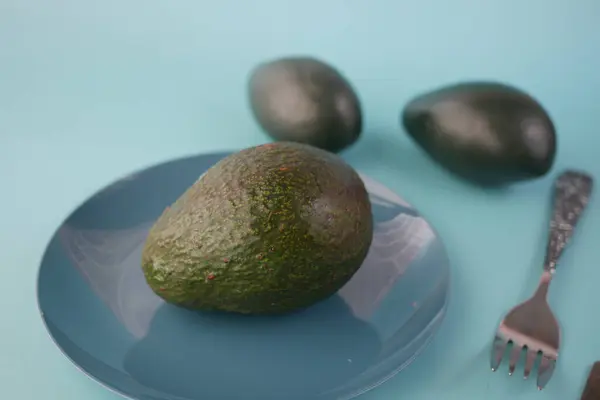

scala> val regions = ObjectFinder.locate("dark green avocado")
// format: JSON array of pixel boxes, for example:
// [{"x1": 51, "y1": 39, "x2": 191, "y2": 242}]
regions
[
  {"x1": 402, "y1": 81, "x2": 557, "y2": 186},
  {"x1": 141, "y1": 142, "x2": 373, "y2": 315},
  {"x1": 248, "y1": 56, "x2": 362, "y2": 153}
]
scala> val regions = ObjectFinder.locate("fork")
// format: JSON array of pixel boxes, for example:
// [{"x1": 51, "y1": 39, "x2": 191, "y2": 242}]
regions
[{"x1": 490, "y1": 170, "x2": 593, "y2": 390}]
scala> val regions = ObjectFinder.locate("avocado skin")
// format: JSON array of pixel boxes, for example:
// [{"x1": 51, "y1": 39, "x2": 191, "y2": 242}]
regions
[
  {"x1": 402, "y1": 82, "x2": 557, "y2": 186},
  {"x1": 248, "y1": 56, "x2": 362, "y2": 153},
  {"x1": 141, "y1": 142, "x2": 373, "y2": 315}
]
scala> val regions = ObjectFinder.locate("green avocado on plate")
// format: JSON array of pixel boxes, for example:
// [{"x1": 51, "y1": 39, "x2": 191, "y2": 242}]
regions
[{"x1": 141, "y1": 142, "x2": 373, "y2": 315}]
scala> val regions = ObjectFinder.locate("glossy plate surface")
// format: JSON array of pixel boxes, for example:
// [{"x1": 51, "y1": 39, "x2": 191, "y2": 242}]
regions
[{"x1": 37, "y1": 152, "x2": 450, "y2": 400}]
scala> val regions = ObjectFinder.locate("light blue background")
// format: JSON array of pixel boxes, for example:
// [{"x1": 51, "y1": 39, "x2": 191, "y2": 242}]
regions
[{"x1": 1, "y1": 1, "x2": 600, "y2": 399}]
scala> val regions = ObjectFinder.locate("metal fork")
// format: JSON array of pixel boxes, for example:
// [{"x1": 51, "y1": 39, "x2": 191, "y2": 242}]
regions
[{"x1": 490, "y1": 170, "x2": 593, "y2": 390}]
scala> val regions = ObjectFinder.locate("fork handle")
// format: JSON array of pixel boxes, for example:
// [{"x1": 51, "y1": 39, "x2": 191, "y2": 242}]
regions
[{"x1": 544, "y1": 170, "x2": 593, "y2": 272}]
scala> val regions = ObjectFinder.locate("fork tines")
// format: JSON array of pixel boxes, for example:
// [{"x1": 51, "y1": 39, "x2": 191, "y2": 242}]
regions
[{"x1": 491, "y1": 330, "x2": 557, "y2": 390}]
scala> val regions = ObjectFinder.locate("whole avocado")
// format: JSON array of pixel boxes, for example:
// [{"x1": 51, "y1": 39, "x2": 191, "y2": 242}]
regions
[
  {"x1": 141, "y1": 142, "x2": 373, "y2": 315},
  {"x1": 248, "y1": 56, "x2": 362, "y2": 153},
  {"x1": 402, "y1": 81, "x2": 557, "y2": 186}
]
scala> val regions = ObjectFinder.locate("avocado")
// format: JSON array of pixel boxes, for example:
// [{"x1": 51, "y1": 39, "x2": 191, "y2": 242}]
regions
[
  {"x1": 141, "y1": 142, "x2": 373, "y2": 315},
  {"x1": 248, "y1": 56, "x2": 362, "y2": 153},
  {"x1": 402, "y1": 81, "x2": 557, "y2": 186}
]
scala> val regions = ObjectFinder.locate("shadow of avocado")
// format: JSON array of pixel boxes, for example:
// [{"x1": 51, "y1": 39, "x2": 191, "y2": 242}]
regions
[
  {"x1": 344, "y1": 133, "x2": 522, "y2": 196},
  {"x1": 123, "y1": 295, "x2": 381, "y2": 400}
]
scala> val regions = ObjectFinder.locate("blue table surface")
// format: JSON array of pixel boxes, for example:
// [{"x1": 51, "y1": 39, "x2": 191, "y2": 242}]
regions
[{"x1": 2, "y1": 1, "x2": 600, "y2": 399}]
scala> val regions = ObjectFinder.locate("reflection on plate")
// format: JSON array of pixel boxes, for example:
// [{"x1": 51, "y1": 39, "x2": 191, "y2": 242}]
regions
[{"x1": 37, "y1": 152, "x2": 450, "y2": 400}]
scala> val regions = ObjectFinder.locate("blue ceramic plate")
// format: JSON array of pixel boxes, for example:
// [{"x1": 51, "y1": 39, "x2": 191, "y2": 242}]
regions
[{"x1": 37, "y1": 152, "x2": 450, "y2": 400}]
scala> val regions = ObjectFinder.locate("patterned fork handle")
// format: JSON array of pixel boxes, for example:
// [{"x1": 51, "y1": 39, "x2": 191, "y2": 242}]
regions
[{"x1": 544, "y1": 170, "x2": 593, "y2": 272}]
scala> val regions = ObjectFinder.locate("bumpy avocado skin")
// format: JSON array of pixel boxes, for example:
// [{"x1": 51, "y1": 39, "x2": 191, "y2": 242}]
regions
[
  {"x1": 141, "y1": 142, "x2": 373, "y2": 315},
  {"x1": 402, "y1": 82, "x2": 557, "y2": 186},
  {"x1": 248, "y1": 57, "x2": 362, "y2": 153}
]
